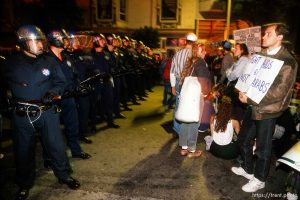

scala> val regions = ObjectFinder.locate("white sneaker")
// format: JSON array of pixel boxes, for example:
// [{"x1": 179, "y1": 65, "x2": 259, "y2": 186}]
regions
[
  {"x1": 231, "y1": 167, "x2": 254, "y2": 180},
  {"x1": 242, "y1": 177, "x2": 265, "y2": 192}
]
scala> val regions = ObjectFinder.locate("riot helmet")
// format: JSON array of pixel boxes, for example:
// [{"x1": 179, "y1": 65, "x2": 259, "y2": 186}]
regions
[
  {"x1": 61, "y1": 29, "x2": 72, "y2": 50},
  {"x1": 93, "y1": 33, "x2": 107, "y2": 48},
  {"x1": 16, "y1": 25, "x2": 46, "y2": 56},
  {"x1": 105, "y1": 33, "x2": 117, "y2": 46},
  {"x1": 121, "y1": 35, "x2": 130, "y2": 47},
  {"x1": 47, "y1": 30, "x2": 66, "y2": 48}
]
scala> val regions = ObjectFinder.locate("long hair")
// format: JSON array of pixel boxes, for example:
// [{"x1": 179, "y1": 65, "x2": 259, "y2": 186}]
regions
[
  {"x1": 180, "y1": 43, "x2": 204, "y2": 85},
  {"x1": 214, "y1": 96, "x2": 233, "y2": 133},
  {"x1": 236, "y1": 43, "x2": 249, "y2": 57}
]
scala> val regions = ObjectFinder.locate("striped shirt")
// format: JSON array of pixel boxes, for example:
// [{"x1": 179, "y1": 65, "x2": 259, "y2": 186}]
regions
[{"x1": 170, "y1": 47, "x2": 191, "y2": 87}]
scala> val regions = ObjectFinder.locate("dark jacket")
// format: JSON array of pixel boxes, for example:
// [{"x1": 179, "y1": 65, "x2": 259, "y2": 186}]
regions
[
  {"x1": 3, "y1": 52, "x2": 66, "y2": 102},
  {"x1": 247, "y1": 47, "x2": 298, "y2": 120}
]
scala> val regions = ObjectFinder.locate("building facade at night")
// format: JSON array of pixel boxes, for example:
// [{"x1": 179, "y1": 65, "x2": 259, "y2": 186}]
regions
[
  {"x1": 0, "y1": 0, "x2": 250, "y2": 52},
  {"x1": 83, "y1": 0, "x2": 250, "y2": 50}
]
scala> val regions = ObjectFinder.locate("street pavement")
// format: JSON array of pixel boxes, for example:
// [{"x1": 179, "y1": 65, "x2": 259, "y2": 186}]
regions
[{"x1": 0, "y1": 85, "x2": 288, "y2": 200}]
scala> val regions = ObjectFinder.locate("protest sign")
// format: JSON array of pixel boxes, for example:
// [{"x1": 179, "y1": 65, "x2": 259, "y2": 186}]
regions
[
  {"x1": 235, "y1": 55, "x2": 284, "y2": 104},
  {"x1": 235, "y1": 54, "x2": 265, "y2": 92},
  {"x1": 233, "y1": 26, "x2": 261, "y2": 53}
]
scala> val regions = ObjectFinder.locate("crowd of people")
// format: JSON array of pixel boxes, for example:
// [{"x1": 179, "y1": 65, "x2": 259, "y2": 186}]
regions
[
  {"x1": 0, "y1": 21, "x2": 300, "y2": 199},
  {"x1": 0, "y1": 25, "x2": 160, "y2": 200},
  {"x1": 166, "y1": 22, "x2": 299, "y2": 197}
]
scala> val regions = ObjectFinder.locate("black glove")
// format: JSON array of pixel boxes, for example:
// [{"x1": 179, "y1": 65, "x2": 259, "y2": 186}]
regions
[
  {"x1": 42, "y1": 92, "x2": 56, "y2": 105},
  {"x1": 76, "y1": 84, "x2": 93, "y2": 95}
]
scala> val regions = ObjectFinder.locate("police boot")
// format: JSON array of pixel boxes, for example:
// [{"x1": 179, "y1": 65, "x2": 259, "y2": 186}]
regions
[
  {"x1": 58, "y1": 177, "x2": 80, "y2": 190},
  {"x1": 16, "y1": 188, "x2": 29, "y2": 200}
]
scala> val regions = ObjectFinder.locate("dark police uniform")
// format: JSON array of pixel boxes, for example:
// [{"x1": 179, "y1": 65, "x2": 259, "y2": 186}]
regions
[
  {"x1": 91, "y1": 50, "x2": 118, "y2": 128},
  {"x1": 47, "y1": 50, "x2": 84, "y2": 156},
  {"x1": 2, "y1": 52, "x2": 71, "y2": 189},
  {"x1": 105, "y1": 49, "x2": 123, "y2": 118},
  {"x1": 67, "y1": 49, "x2": 93, "y2": 136},
  {"x1": 122, "y1": 46, "x2": 140, "y2": 105}
]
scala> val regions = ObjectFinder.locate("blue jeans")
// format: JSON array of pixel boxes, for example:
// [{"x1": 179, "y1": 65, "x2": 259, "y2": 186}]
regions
[
  {"x1": 173, "y1": 78, "x2": 181, "y2": 134},
  {"x1": 238, "y1": 109, "x2": 277, "y2": 181},
  {"x1": 179, "y1": 122, "x2": 200, "y2": 151}
]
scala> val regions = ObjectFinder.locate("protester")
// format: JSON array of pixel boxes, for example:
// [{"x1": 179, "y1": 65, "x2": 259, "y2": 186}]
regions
[
  {"x1": 161, "y1": 49, "x2": 175, "y2": 112},
  {"x1": 211, "y1": 48, "x2": 224, "y2": 84},
  {"x1": 226, "y1": 43, "x2": 250, "y2": 122},
  {"x1": 206, "y1": 95, "x2": 240, "y2": 159},
  {"x1": 220, "y1": 41, "x2": 234, "y2": 83},
  {"x1": 178, "y1": 43, "x2": 212, "y2": 158},
  {"x1": 226, "y1": 43, "x2": 250, "y2": 83},
  {"x1": 231, "y1": 23, "x2": 298, "y2": 193},
  {"x1": 170, "y1": 33, "x2": 198, "y2": 135}
]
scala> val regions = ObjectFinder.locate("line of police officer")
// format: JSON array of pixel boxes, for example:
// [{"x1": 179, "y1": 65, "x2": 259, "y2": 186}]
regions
[{"x1": 0, "y1": 25, "x2": 159, "y2": 200}]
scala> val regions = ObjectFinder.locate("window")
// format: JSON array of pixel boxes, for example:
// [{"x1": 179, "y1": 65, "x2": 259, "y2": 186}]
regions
[
  {"x1": 120, "y1": 0, "x2": 126, "y2": 21},
  {"x1": 97, "y1": 0, "x2": 113, "y2": 21},
  {"x1": 160, "y1": 0, "x2": 178, "y2": 22}
]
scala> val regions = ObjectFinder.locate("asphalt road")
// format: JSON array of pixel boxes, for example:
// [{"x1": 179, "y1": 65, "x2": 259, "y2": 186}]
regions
[{"x1": 0, "y1": 86, "x2": 288, "y2": 200}]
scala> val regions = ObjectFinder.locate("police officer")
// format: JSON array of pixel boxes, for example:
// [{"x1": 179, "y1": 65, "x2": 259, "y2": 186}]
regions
[
  {"x1": 1, "y1": 25, "x2": 80, "y2": 200},
  {"x1": 118, "y1": 36, "x2": 133, "y2": 111},
  {"x1": 104, "y1": 33, "x2": 126, "y2": 119},
  {"x1": 91, "y1": 33, "x2": 120, "y2": 129},
  {"x1": 121, "y1": 38, "x2": 141, "y2": 106},
  {"x1": 46, "y1": 30, "x2": 92, "y2": 158},
  {"x1": 63, "y1": 30, "x2": 95, "y2": 139}
]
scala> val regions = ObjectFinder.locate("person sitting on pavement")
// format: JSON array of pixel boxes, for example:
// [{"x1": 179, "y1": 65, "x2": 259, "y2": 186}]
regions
[{"x1": 205, "y1": 95, "x2": 240, "y2": 160}]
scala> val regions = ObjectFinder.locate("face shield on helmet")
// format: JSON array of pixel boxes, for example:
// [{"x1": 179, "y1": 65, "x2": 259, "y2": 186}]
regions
[
  {"x1": 61, "y1": 29, "x2": 73, "y2": 50},
  {"x1": 16, "y1": 25, "x2": 46, "y2": 56},
  {"x1": 105, "y1": 33, "x2": 117, "y2": 46},
  {"x1": 121, "y1": 36, "x2": 130, "y2": 47},
  {"x1": 47, "y1": 30, "x2": 66, "y2": 48},
  {"x1": 65, "y1": 31, "x2": 81, "y2": 50},
  {"x1": 114, "y1": 35, "x2": 121, "y2": 47},
  {"x1": 130, "y1": 39, "x2": 137, "y2": 49},
  {"x1": 93, "y1": 33, "x2": 107, "y2": 48}
]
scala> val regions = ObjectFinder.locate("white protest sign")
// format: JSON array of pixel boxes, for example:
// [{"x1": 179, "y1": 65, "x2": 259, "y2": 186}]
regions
[
  {"x1": 235, "y1": 55, "x2": 284, "y2": 104},
  {"x1": 235, "y1": 54, "x2": 265, "y2": 92},
  {"x1": 233, "y1": 26, "x2": 261, "y2": 53}
]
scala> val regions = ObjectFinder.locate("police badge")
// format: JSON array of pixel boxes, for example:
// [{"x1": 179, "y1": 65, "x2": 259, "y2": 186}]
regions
[
  {"x1": 42, "y1": 68, "x2": 50, "y2": 76},
  {"x1": 66, "y1": 60, "x2": 72, "y2": 67}
]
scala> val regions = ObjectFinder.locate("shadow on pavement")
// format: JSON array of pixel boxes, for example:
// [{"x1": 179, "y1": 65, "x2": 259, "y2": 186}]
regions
[{"x1": 111, "y1": 137, "x2": 196, "y2": 200}]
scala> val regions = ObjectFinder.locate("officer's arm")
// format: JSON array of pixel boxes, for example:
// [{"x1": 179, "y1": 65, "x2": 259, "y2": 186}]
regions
[{"x1": 49, "y1": 64, "x2": 67, "y2": 96}]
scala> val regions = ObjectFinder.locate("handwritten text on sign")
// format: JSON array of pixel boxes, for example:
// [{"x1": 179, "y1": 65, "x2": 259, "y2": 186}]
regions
[
  {"x1": 233, "y1": 26, "x2": 261, "y2": 53},
  {"x1": 235, "y1": 55, "x2": 284, "y2": 104}
]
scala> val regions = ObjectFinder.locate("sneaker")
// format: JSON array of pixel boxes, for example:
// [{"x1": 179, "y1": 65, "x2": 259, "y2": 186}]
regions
[
  {"x1": 242, "y1": 177, "x2": 265, "y2": 192},
  {"x1": 231, "y1": 167, "x2": 254, "y2": 180}
]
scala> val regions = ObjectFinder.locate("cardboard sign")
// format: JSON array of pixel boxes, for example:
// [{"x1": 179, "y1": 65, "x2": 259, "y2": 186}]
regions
[
  {"x1": 233, "y1": 26, "x2": 261, "y2": 53},
  {"x1": 235, "y1": 55, "x2": 284, "y2": 104}
]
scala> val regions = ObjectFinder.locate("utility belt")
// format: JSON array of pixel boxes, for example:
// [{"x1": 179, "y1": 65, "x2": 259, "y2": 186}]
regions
[{"x1": 14, "y1": 103, "x2": 61, "y2": 117}]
